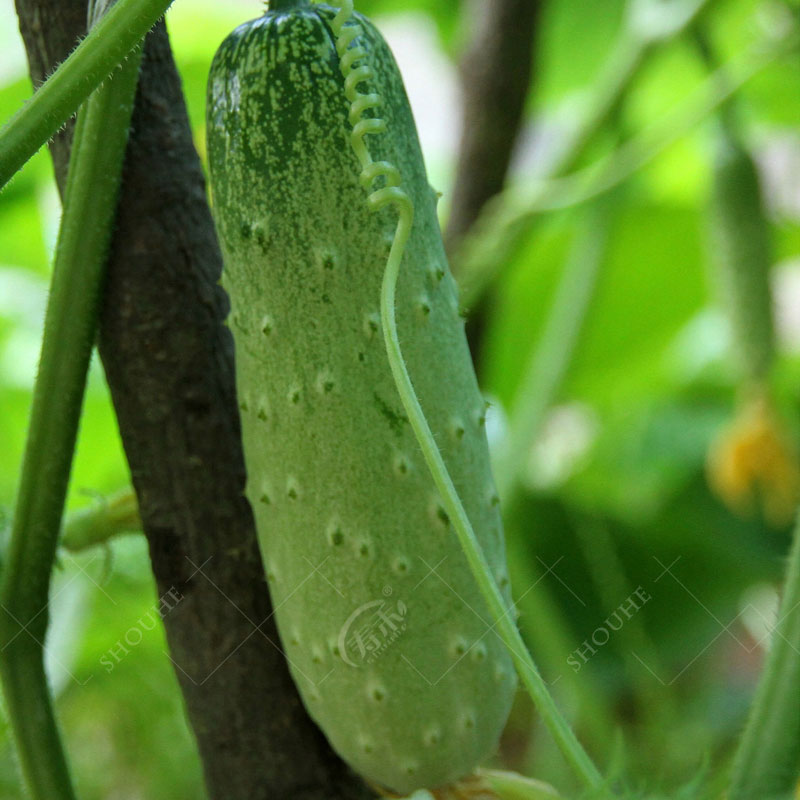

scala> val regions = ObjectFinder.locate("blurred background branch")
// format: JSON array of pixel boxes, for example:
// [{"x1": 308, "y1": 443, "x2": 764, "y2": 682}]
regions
[
  {"x1": 445, "y1": 0, "x2": 540, "y2": 257},
  {"x1": 456, "y1": 21, "x2": 796, "y2": 314},
  {"x1": 450, "y1": 0, "x2": 717, "y2": 368}
]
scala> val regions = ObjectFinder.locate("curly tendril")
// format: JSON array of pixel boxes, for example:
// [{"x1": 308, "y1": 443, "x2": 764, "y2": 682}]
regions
[
  {"x1": 327, "y1": 1, "x2": 414, "y2": 229},
  {"x1": 312, "y1": 2, "x2": 607, "y2": 791}
]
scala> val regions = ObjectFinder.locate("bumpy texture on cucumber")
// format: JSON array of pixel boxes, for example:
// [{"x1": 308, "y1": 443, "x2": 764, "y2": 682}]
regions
[
  {"x1": 206, "y1": 2, "x2": 516, "y2": 793},
  {"x1": 709, "y1": 127, "x2": 775, "y2": 384}
]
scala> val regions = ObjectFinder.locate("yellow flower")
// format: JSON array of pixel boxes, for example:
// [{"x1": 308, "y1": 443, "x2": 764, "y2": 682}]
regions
[{"x1": 707, "y1": 392, "x2": 800, "y2": 528}]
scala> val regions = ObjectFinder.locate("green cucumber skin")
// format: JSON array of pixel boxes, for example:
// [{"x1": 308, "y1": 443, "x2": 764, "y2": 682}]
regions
[
  {"x1": 207, "y1": 4, "x2": 516, "y2": 794},
  {"x1": 710, "y1": 129, "x2": 775, "y2": 383}
]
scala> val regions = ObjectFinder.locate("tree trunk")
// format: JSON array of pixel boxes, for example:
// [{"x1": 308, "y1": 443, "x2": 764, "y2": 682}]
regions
[{"x1": 13, "y1": 5, "x2": 369, "y2": 799}]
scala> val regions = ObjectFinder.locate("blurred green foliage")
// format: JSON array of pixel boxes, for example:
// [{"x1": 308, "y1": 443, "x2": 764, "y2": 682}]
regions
[{"x1": 0, "y1": 0, "x2": 799, "y2": 797}]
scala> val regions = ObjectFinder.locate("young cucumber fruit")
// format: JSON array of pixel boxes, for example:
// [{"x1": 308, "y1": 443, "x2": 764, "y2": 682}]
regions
[
  {"x1": 206, "y1": 1, "x2": 516, "y2": 793},
  {"x1": 708, "y1": 124, "x2": 775, "y2": 384}
]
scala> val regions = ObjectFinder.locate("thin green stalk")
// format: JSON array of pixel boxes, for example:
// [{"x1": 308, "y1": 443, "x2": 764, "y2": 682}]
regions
[
  {"x1": 539, "y1": 38, "x2": 793, "y2": 213},
  {"x1": 489, "y1": 201, "x2": 619, "y2": 762},
  {"x1": 60, "y1": 487, "x2": 141, "y2": 552},
  {"x1": 572, "y1": 516, "x2": 678, "y2": 733},
  {"x1": 494, "y1": 200, "x2": 611, "y2": 501},
  {"x1": 0, "y1": 0, "x2": 174, "y2": 189},
  {"x1": 503, "y1": 523, "x2": 617, "y2": 753},
  {"x1": 728, "y1": 513, "x2": 800, "y2": 800},
  {"x1": 0, "y1": 38, "x2": 142, "y2": 800},
  {"x1": 546, "y1": 36, "x2": 643, "y2": 182},
  {"x1": 531, "y1": 0, "x2": 713, "y2": 184}
]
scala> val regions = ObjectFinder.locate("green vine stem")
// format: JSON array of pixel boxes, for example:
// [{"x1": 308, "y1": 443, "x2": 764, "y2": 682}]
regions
[
  {"x1": 479, "y1": 768, "x2": 563, "y2": 800},
  {"x1": 0, "y1": 0, "x2": 174, "y2": 189},
  {"x1": 457, "y1": 25, "x2": 797, "y2": 311},
  {"x1": 728, "y1": 513, "x2": 800, "y2": 799},
  {"x1": 491, "y1": 201, "x2": 620, "y2": 761},
  {"x1": 504, "y1": 518, "x2": 618, "y2": 755},
  {"x1": 493, "y1": 199, "x2": 611, "y2": 501},
  {"x1": 0, "y1": 29, "x2": 142, "y2": 800},
  {"x1": 60, "y1": 487, "x2": 141, "y2": 552},
  {"x1": 573, "y1": 516, "x2": 678, "y2": 737},
  {"x1": 324, "y1": 2, "x2": 610, "y2": 793}
]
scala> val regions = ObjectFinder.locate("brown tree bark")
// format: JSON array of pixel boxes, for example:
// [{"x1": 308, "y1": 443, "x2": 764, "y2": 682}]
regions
[
  {"x1": 13, "y1": 5, "x2": 370, "y2": 799},
  {"x1": 446, "y1": 0, "x2": 540, "y2": 258},
  {"x1": 446, "y1": 0, "x2": 539, "y2": 368}
]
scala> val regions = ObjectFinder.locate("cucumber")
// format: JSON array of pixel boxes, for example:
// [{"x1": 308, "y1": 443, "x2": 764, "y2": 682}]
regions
[
  {"x1": 709, "y1": 125, "x2": 775, "y2": 384},
  {"x1": 206, "y1": 1, "x2": 516, "y2": 793}
]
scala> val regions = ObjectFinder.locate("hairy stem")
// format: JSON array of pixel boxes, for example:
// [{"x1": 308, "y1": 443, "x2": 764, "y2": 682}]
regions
[
  {"x1": 728, "y1": 514, "x2": 800, "y2": 799},
  {"x1": 0, "y1": 38, "x2": 142, "y2": 800},
  {"x1": 0, "y1": 0, "x2": 172, "y2": 188}
]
